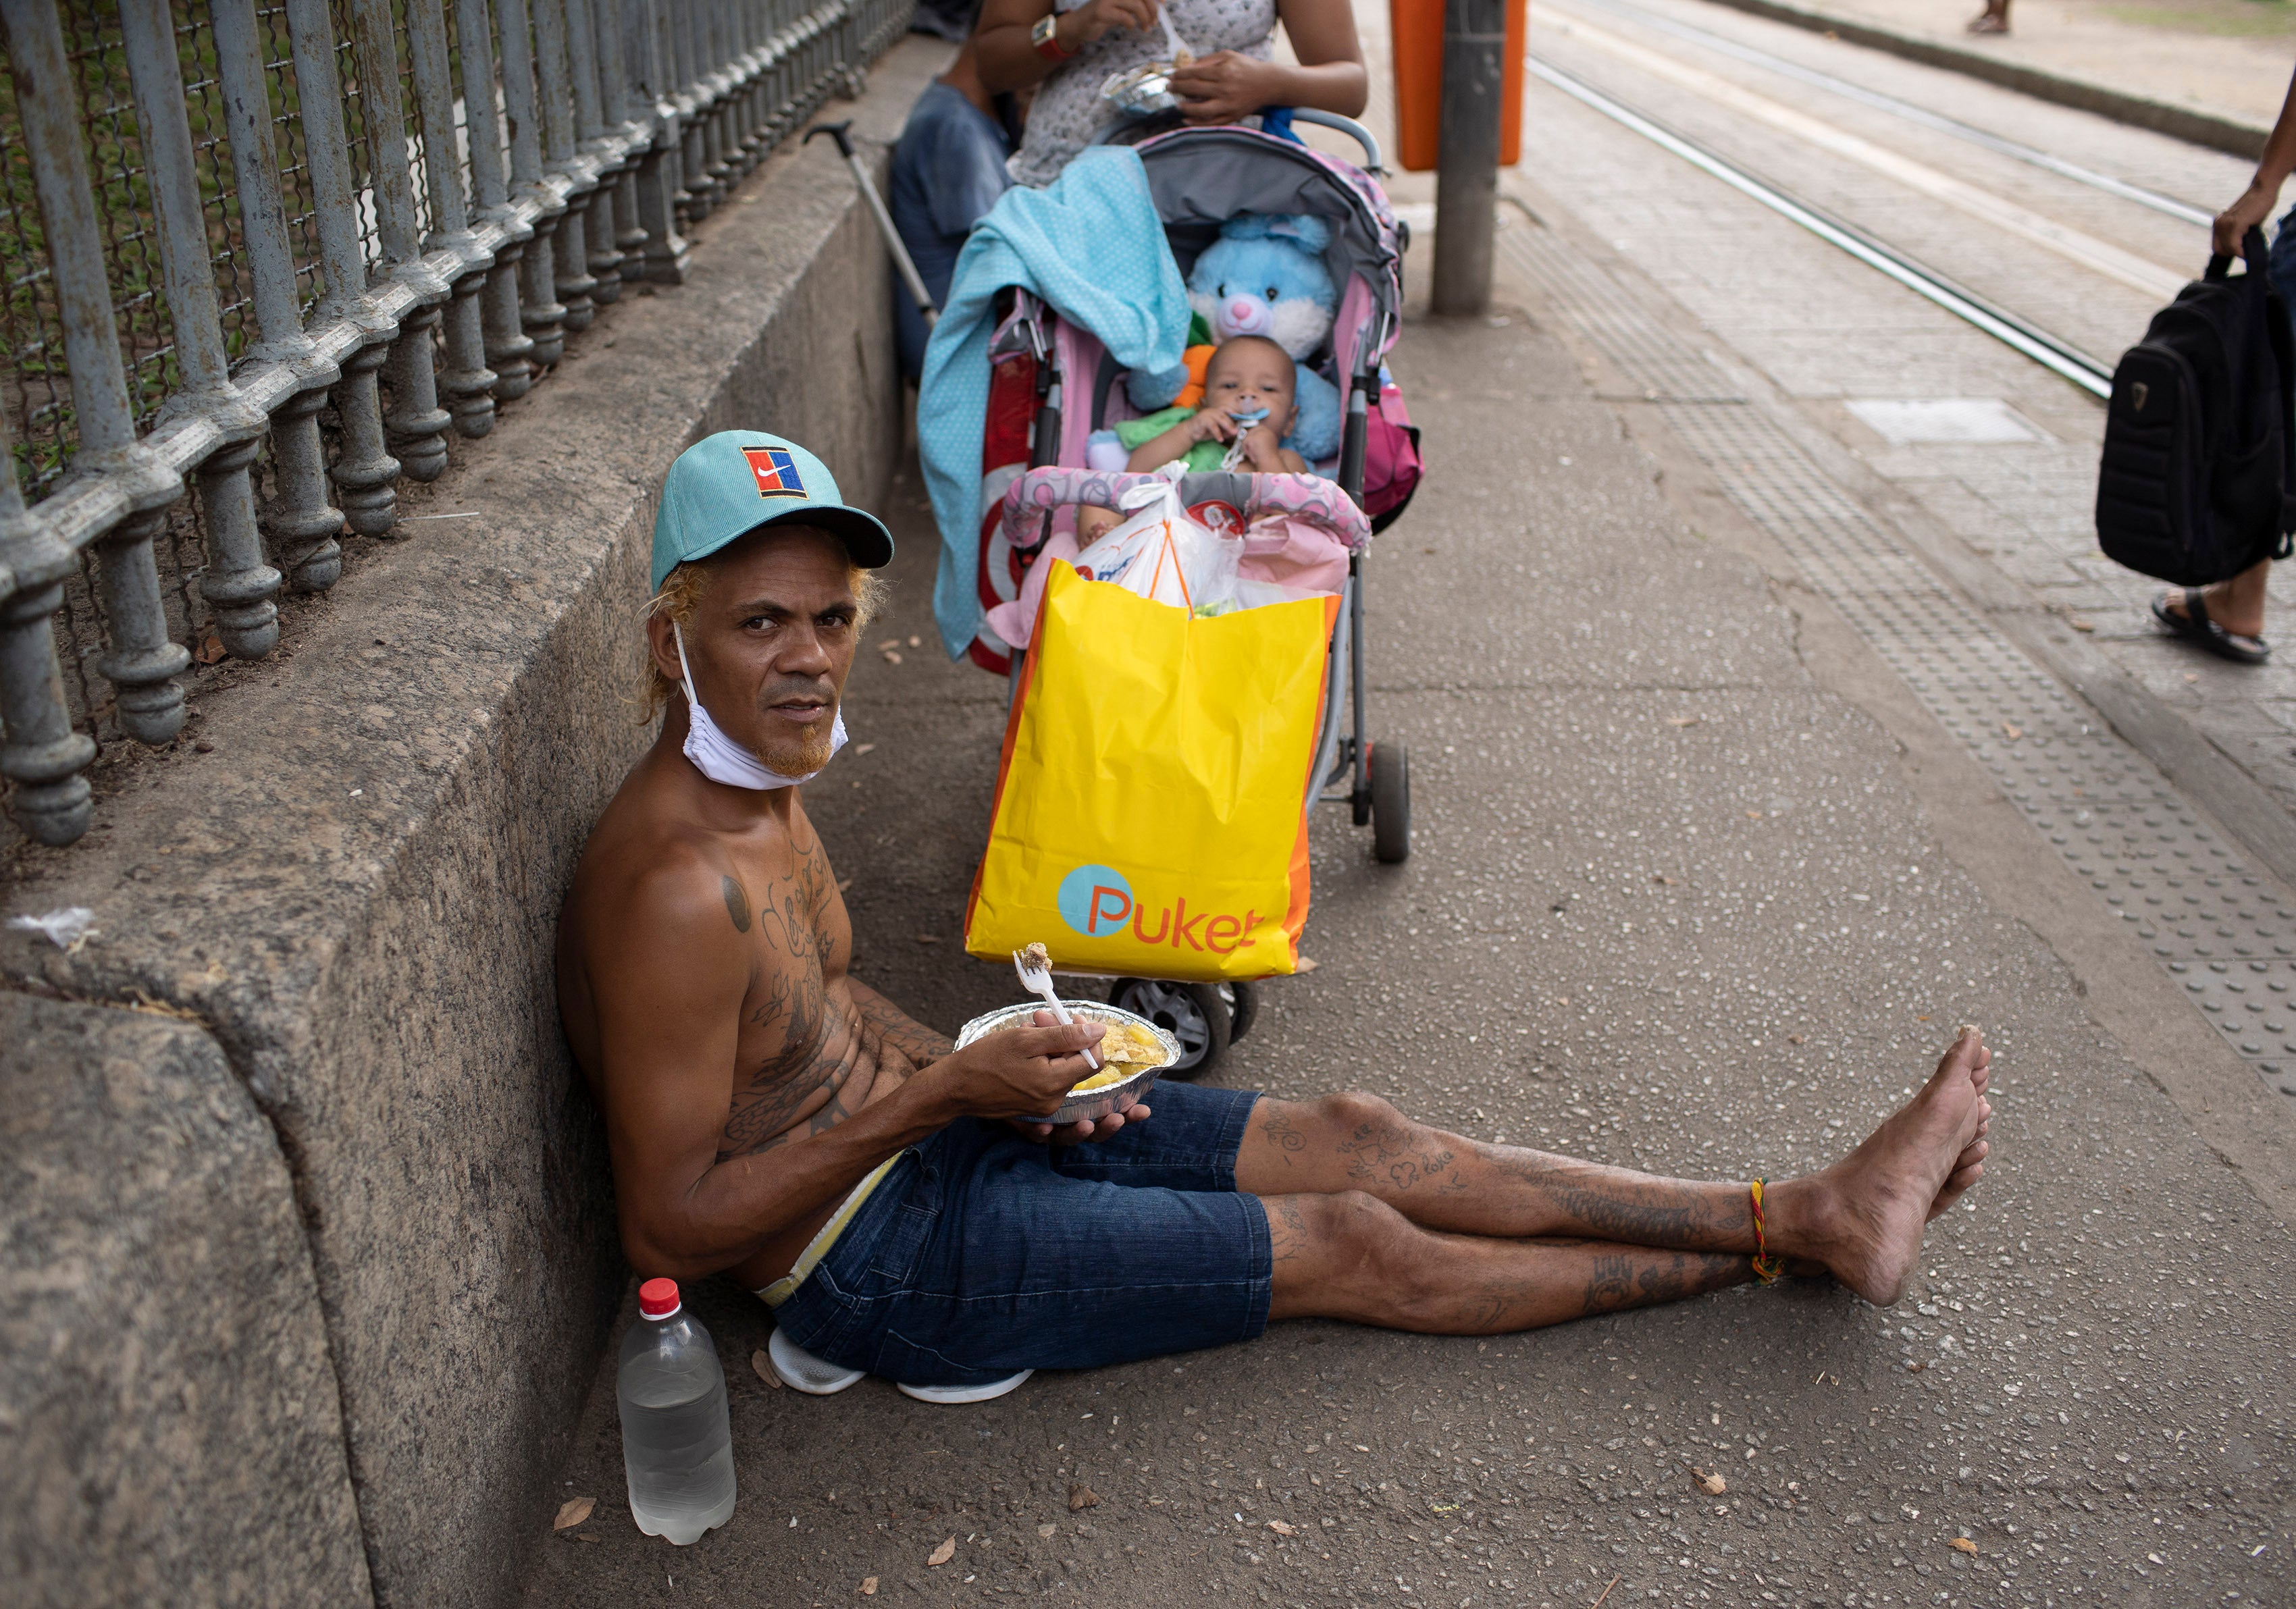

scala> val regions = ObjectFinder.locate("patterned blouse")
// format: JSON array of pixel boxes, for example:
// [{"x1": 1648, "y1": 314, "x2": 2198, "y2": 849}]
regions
[{"x1": 1008, "y1": 0, "x2": 1280, "y2": 188}]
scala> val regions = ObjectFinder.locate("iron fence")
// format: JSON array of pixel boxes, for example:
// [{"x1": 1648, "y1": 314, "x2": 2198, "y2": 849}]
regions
[{"x1": 0, "y1": 0, "x2": 912, "y2": 845}]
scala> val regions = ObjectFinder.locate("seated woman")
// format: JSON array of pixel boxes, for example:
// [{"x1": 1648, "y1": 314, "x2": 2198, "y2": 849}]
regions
[{"x1": 973, "y1": 0, "x2": 1367, "y2": 188}]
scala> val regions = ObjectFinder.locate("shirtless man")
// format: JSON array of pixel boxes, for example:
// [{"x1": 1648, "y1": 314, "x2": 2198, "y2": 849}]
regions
[{"x1": 557, "y1": 430, "x2": 1995, "y2": 1400}]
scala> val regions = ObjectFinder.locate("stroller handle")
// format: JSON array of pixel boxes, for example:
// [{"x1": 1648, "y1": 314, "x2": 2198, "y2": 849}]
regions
[
  {"x1": 1000, "y1": 467, "x2": 1374, "y2": 554},
  {"x1": 1280, "y1": 109, "x2": 1382, "y2": 172}
]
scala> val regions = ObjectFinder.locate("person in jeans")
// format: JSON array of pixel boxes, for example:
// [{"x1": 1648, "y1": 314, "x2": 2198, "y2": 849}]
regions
[
  {"x1": 2153, "y1": 60, "x2": 2296, "y2": 664},
  {"x1": 554, "y1": 429, "x2": 1996, "y2": 1402},
  {"x1": 889, "y1": 24, "x2": 1020, "y2": 380}
]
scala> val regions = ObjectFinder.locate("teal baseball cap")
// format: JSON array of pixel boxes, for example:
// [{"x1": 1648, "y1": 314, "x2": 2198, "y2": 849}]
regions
[{"x1": 650, "y1": 430, "x2": 894, "y2": 591}]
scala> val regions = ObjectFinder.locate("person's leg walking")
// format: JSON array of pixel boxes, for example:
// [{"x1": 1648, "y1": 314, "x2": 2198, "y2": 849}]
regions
[{"x1": 1237, "y1": 1027, "x2": 1992, "y2": 1307}]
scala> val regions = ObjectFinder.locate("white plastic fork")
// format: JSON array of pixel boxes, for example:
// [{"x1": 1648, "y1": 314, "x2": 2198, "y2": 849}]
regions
[
  {"x1": 1012, "y1": 948, "x2": 1103, "y2": 1071},
  {"x1": 1156, "y1": 5, "x2": 1191, "y2": 63}
]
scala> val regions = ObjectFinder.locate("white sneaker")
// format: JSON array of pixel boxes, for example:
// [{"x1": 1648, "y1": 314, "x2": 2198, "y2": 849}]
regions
[
  {"x1": 768, "y1": 1327, "x2": 865, "y2": 1395},
  {"x1": 897, "y1": 1370, "x2": 1033, "y2": 1404}
]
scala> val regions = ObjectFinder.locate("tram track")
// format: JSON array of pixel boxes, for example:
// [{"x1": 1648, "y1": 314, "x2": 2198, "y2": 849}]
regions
[
  {"x1": 1561, "y1": 0, "x2": 2216, "y2": 228},
  {"x1": 1521, "y1": 51, "x2": 2119, "y2": 399}
]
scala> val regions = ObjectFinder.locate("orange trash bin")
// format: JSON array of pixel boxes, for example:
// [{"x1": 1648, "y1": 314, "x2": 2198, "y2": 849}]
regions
[{"x1": 1390, "y1": 0, "x2": 1525, "y2": 173}]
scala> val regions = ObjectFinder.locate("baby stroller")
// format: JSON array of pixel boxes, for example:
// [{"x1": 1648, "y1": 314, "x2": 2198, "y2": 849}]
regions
[{"x1": 966, "y1": 113, "x2": 1420, "y2": 1076}]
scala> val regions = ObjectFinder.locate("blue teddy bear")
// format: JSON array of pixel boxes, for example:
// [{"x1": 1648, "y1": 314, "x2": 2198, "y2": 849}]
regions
[{"x1": 1128, "y1": 213, "x2": 1342, "y2": 464}]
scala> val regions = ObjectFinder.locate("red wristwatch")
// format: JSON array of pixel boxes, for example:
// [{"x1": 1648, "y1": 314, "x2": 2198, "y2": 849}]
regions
[{"x1": 1032, "y1": 12, "x2": 1076, "y2": 59}]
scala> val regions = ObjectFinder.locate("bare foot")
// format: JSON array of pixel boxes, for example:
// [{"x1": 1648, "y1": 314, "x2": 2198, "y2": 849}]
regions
[
  {"x1": 1773, "y1": 1028, "x2": 1992, "y2": 1306},
  {"x1": 1965, "y1": 10, "x2": 2008, "y2": 32}
]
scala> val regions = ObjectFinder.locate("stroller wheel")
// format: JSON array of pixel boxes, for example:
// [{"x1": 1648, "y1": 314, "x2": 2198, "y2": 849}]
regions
[
  {"x1": 1226, "y1": 980, "x2": 1259, "y2": 1046},
  {"x1": 1371, "y1": 739, "x2": 1412, "y2": 864},
  {"x1": 1108, "y1": 978, "x2": 1231, "y2": 1078}
]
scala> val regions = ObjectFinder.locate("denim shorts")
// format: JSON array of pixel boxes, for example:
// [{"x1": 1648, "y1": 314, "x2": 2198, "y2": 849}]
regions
[{"x1": 769, "y1": 1082, "x2": 1273, "y2": 1387}]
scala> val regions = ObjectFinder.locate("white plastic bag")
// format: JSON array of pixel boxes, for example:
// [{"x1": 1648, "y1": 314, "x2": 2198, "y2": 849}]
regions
[{"x1": 1070, "y1": 469, "x2": 1244, "y2": 615}]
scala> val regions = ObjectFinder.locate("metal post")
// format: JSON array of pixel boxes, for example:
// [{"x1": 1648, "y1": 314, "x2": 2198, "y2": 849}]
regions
[
  {"x1": 351, "y1": 0, "x2": 454, "y2": 485},
  {"x1": 119, "y1": 0, "x2": 284, "y2": 662},
  {"x1": 674, "y1": 0, "x2": 710, "y2": 223},
  {"x1": 0, "y1": 403, "x2": 95, "y2": 846},
  {"x1": 286, "y1": 0, "x2": 401, "y2": 537},
  {"x1": 407, "y1": 0, "x2": 500, "y2": 438},
  {"x1": 567, "y1": 0, "x2": 624, "y2": 306},
  {"x1": 461, "y1": 0, "x2": 540, "y2": 400},
  {"x1": 600, "y1": 0, "x2": 652, "y2": 282},
  {"x1": 213, "y1": 0, "x2": 346, "y2": 594},
  {"x1": 1, "y1": 0, "x2": 188, "y2": 748},
  {"x1": 633, "y1": 0, "x2": 690, "y2": 282},
  {"x1": 1432, "y1": 0, "x2": 1505, "y2": 317},
  {"x1": 498, "y1": 0, "x2": 571, "y2": 369},
  {"x1": 534, "y1": 0, "x2": 599, "y2": 332},
  {"x1": 701, "y1": 1, "x2": 737, "y2": 204}
]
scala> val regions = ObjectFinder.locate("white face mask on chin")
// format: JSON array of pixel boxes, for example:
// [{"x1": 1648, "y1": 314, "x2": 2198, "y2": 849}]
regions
[{"x1": 672, "y1": 623, "x2": 847, "y2": 791}]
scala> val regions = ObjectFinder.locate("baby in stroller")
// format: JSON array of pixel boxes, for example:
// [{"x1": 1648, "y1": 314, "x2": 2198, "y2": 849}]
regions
[{"x1": 1075, "y1": 334, "x2": 1311, "y2": 546}]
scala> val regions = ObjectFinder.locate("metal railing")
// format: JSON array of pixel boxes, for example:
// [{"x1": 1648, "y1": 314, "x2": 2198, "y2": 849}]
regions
[{"x1": 0, "y1": 0, "x2": 912, "y2": 845}]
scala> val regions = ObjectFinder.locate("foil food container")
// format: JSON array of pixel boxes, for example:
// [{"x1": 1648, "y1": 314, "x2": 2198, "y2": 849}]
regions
[
  {"x1": 954, "y1": 999, "x2": 1178, "y2": 1127},
  {"x1": 1101, "y1": 59, "x2": 1181, "y2": 115}
]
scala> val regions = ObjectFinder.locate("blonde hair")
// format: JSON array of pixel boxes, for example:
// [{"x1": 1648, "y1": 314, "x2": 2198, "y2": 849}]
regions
[{"x1": 640, "y1": 550, "x2": 887, "y2": 722}]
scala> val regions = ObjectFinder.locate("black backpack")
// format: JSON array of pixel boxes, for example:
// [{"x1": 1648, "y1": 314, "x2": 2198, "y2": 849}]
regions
[{"x1": 2096, "y1": 227, "x2": 2296, "y2": 586}]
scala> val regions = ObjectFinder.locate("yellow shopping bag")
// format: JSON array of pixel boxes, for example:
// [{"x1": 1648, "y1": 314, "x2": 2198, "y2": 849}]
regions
[{"x1": 965, "y1": 561, "x2": 1340, "y2": 982}]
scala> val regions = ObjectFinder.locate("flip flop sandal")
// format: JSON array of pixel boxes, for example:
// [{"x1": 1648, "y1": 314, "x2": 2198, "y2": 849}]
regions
[
  {"x1": 2151, "y1": 588, "x2": 2270, "y2": 665},
  {"x1": 898, "y1": 1371, "x2": 1033, "y2": 1405},
  {"x1": 768, "y1": 1326, "x2": 866, "y2": 1395}
]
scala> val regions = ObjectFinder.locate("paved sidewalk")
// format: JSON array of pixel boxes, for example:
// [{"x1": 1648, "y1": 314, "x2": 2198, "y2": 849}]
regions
[{"x1": 1698, "y1": 0, "x2": 2291, "y2": 134}]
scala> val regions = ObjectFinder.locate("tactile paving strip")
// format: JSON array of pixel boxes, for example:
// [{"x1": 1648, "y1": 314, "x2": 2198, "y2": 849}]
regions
[{"x1": 1501, "y1": 220, "x2": 2296, "y2": 1101}]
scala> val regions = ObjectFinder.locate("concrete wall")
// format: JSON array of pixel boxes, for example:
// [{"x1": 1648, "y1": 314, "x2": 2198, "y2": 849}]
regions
[{"x1": 0, "y1": 38, "x2": 937, "y2": 1608}]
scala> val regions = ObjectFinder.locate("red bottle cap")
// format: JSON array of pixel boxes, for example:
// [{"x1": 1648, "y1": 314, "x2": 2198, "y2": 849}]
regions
[{"x1": 638, "y1": 1278, "x2": 681, "y2": 1320}]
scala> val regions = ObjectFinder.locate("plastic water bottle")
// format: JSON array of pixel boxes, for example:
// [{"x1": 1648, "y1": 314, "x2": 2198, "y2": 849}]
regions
[{"x1": 617, "y1": 1278, "x2": 736, "y2": 1544}]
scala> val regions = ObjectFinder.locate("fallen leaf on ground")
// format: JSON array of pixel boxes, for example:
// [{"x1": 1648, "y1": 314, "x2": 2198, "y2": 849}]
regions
[
  {"x1": 1037, "y1": 1524, "x2": 1058, "y2": 1539},
  {"x1": 1950, "y1": 1537, "x2": 1978, "y2": 1554},
  {"x1": 554, "y1": 1496, "x2": 596, "y2": 1530},
  {"x1": 927, "y1": 1537, "x2": 956, "y2": 1567},
  {"x1": 752, "y1": 1349, "x2": 781, "y2": 1388},
  {"x1": 861, "y1": 1577, "x2": 879, "y2": 1595},
  {"x1": 1744, "y1": 810, "x2": 1763, "y2": 819},
  {"x1": 1652, "y1": 874, "x2": 1677, "y2": 885},
  {"x1": 1665, "y1": 715, "x2": 1700, "y2": 727},
  {"x1": 1691, "y1": 1469, "x2": 1727, "y2": 1496},
  {"x1": 573, "y1": 1533, "x2": 598, "y2": 1543},
  {"x1": 853, "y1": 743, "x2": 877, "y2": 756},
  {"x1": 1068, "y1": 1484, "x2": 1100, "y2": 1512},
  {"x1": 914, "y1": 933, "x2": 941, "y2": 945},
  {"x1": 2070, "y1": 618, "x2": 2095, "y2": 632},
  {"x1": 1267, "y1": 1519, "x2": 1296, "y2": 1535},
  {"x1": 1295, "y1": 956, "x2": 1318, "y2": 973},
  {"x1": 193, "y1": 631, "x2": 228, "y2": 666},
  {"x1": 2000, "y1": 722, "x2": 2023, "y2": 740},
  {"x1": 1786, "y1": 1033, "x2": 1804, "y2": 1045}
]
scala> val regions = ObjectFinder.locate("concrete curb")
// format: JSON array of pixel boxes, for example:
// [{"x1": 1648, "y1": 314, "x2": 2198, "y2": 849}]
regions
[
  {"x1": 1694, "y1": 0, "x2": 2270, "y2": 160},
  {"x1": 0, "y1": 37, "x2": 939, "y2": 1609}
]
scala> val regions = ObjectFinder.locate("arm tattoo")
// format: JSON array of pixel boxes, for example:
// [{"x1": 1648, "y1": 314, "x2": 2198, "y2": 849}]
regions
[
  {"x1": 720, "y1": 974, "x2": 837, "y2": 1154},
  {"x1": 722, "y1": 875, "x2": 751, "y2": 933},
  {"x1": 850, "y1": 986, "x2": 955, "y2": 1071}
]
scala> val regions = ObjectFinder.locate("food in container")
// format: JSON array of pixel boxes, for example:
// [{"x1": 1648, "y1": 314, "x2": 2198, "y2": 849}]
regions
[
  {"x1": 1101, "y1": 58, "x2": 1185, "y2": 115},
  {"x1": 954, "y1": 1000, "x2": 1180, "y2": 1126}
]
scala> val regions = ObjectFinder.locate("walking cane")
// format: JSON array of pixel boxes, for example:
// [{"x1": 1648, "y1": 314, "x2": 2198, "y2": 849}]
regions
[{"x1": 806, "y1": 121, "x2": 938, "y2": 330}]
